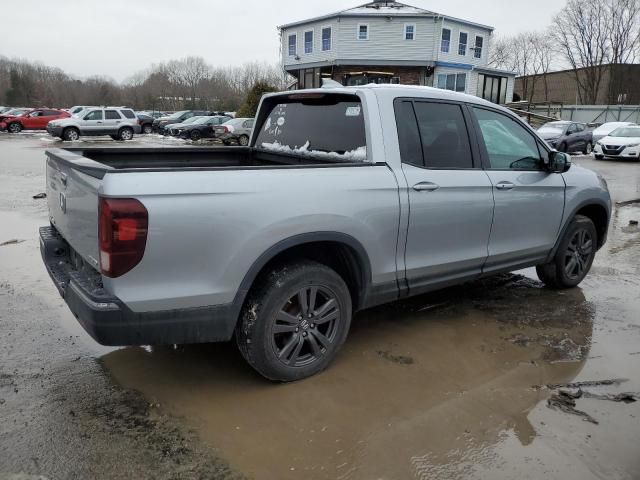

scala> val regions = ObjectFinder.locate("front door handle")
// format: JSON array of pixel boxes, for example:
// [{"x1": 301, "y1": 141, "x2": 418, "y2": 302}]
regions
[
  {"x1": 413, "y1": 182, "x2": 440, "y2": 192},
  {"x1": 495, "y1": 182, "x2": 515, "y2": 191}
]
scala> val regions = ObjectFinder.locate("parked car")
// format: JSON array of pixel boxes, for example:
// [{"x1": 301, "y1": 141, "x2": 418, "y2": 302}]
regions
[
  {"x1": 0, "y1": 109, "x2": 71, "y2": 133},
  {"x1": 174, "y1": 116, "x2": 232, "y2": 140},
  {"x1": 538, "y1": 121, "x2": 594, "y2": 154},
  {"x1": 163, "y1": 116, "x2": 209, "y2": 136},
  {"x1": 40, "y1": 85, "x2": 611, "y2": 382},
  {"x1": 594, "y1": 125, "x2": 640, "y2": 160},
  {"x1": 47, "y1": 107, "x2": 141, "y2": 141},
  {"x1": 68, "y1": 106, "x2": 98, "y2": 116},
  {"x1": 214, "y1": 118, "x2": 255, "y2": 145},
  {"x1": 153, "y1": 110, "x2": 216, "y2": 134},
  {"x1": 591, "y1": 122, "x2": 637, "y2": 144},
  {"x1": 136, "y1": 113, "x2": 155, "y2": 134},
  {"x1": 0, "y1": 108, "x2": 31, "y2": 124}
]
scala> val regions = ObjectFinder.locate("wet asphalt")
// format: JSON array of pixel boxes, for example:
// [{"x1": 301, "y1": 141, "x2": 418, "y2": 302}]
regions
[{"x1": 0, "y1": 132, "x2": 639, "y2": 480}]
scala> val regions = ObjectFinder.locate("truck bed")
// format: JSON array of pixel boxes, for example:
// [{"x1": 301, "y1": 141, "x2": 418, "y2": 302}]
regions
[{"x1": 50, "y1": 146, "x2": 370, "y2": 179}]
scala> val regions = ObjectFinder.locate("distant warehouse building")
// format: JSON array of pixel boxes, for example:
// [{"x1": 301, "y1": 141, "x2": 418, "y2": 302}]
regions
[
  {"x1": 515, "y1": 64, "x2": 640, "y2": 105},
  {"x1": 278, "y1": 0, "x2": 515, "y2": 104}
]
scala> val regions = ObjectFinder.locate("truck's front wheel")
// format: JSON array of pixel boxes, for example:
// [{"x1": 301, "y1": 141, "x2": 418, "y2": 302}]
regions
[
  {"x1": 236, "y1": 261, "x2": 352, "y2": 382},
  {"x1": 536, "y1": 215, "x2": 598, "y2": 289}
]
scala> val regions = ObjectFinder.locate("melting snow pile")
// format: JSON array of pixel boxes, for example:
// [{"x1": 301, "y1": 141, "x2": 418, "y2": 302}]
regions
[{"x1": 260, "y1": 141, "x2": 368, "y2": 162}]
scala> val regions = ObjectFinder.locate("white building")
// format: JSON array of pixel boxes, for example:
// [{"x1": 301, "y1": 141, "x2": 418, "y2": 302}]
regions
[{"x1": 279, "y1": 0, "x2": 515, "y2": 104}]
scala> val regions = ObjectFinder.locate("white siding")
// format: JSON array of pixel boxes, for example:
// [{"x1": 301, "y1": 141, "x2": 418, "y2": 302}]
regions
[
  {"x1": 435, "y1": 19, "x2": 492, "y2": 68},
  {"x1": 337, "y1": 16, "x2": 435, "y2": 61},
  {"x1": 281, "y1": 20, "x2": 339, "y2": 67}
]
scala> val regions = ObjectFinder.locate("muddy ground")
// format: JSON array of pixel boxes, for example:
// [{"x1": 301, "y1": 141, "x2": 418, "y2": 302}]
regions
[{"x1": 0, "y1": 132, "x2": 639, "y2": 480}]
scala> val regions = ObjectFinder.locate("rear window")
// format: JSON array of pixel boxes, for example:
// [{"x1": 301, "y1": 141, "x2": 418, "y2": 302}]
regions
[
  {"x1": 120, "y1": 109, "x2": 136, "y2": 119},
  {"x1": 255, "y1": 93, "x2": 367, "y2": 161}
]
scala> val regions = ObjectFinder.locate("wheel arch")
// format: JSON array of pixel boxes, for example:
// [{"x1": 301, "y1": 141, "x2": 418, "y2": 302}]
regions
[
  {"x1": 548, "y1": 199, "x2": 610, "y2": 261},
  {"x1": 232, "y1": 232, "x2": 373, "y2": 320}
]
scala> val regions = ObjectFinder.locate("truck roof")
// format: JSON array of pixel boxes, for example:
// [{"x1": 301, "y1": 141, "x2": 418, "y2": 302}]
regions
[{"x1": 264, "y1": 84, "x2": 502, "y2": 110}]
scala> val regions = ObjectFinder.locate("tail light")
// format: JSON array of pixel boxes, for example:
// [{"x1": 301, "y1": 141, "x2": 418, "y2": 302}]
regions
[{"x1": 98, "y1": 197, "x2": 148, "y2": 278}]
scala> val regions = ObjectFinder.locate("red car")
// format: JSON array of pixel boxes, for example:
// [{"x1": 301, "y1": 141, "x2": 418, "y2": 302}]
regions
[{"x1": 0, "y1": 109, "x2": 71, "y2": 133}]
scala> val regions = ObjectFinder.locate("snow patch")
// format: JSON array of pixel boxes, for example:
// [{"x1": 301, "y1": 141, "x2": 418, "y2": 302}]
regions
[{"x1": 260, "y1": 141, "x2": 368, "y2": 162}]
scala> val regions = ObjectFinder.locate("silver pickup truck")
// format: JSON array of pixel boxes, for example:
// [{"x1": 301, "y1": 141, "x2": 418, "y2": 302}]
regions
[{"x1": 40, "y1": 85, "x2": 611, "y2": 382}]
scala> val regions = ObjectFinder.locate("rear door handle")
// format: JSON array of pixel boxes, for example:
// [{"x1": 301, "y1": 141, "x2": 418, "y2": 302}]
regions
[
  {"x1": 413, "y1": 182, "x2": 440, "y2": 192},
  {"x1": 495, "y1": 182, "x2": 515, "y2": 191}
]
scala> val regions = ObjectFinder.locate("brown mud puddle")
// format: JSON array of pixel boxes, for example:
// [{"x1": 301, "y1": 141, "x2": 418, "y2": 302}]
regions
[{"x1": 103, "y1": 277, "x2": 604, "y2": 479}]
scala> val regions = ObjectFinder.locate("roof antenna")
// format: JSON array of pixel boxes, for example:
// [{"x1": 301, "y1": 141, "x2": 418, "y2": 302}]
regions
[{"x1": 322, "y1": 78, "x2": 343, "y2": 88}]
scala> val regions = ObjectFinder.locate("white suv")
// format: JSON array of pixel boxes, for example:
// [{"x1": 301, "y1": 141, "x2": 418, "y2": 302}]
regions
[{"x1": 47, "y1": 107, "x2": 141, "y2": 141}]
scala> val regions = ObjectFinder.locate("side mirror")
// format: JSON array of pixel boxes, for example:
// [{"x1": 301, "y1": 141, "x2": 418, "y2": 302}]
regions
[{"x1": 548, "y1": 151, "x2": 572, "y2": 173}]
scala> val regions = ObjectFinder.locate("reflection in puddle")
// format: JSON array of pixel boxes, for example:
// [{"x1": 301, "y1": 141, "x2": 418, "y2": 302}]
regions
[{"x1": 102, "y1": 275, "x2": 593, "y2": 479}]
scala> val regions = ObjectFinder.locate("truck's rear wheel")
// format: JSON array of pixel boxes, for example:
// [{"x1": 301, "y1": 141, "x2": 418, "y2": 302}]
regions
[
  {"x1": 536, "y1": 215, "x2": 597, "y2": 289},
  {"x1": 63, "y1": 127, "x2": 80, "y2": 141},
  {"x1": 236, "y1": 261, "x2": 352, "y2": 382}
]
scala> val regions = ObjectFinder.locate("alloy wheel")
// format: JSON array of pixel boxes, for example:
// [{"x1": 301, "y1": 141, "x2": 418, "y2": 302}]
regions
[
  {"x1": 270, "y1": 286, "x2": 341, "y2": 367},
  {"x1": 564, "y1": 228, "x2": 593, "y2": 280}
]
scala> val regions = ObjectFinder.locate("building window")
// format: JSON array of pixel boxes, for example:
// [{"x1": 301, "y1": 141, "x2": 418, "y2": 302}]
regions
[
  {"x1": 437, "y1": 73, "x2": 467, "y2": 93},
  {"x1": 304, "y1": 30, "x2": 314, "y2": 54},
  {"x1": 458, "y1": 32, "x2": 468, "y2": 56},
  {"x1": 441, "y1": 28, "x2": 451, "y2": 53},
  {"x1": 474, "y1": 36, "x2": 484, "y2": 59},
  {"x1": 404, "y1": 24, "x2": 416, "y2": 40},
  {"x1": 322, "y1": 27, "x2": 332, "y2": 51},
  {"x1": 288, "y1": 34, "x2": 297, "y2": 56},
  {"x1": 358, "y1": 24, "x2": 369, "y2": 40}
]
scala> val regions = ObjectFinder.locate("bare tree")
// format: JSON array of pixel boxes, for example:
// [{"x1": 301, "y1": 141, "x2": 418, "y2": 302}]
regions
[
  {"x1": 553, "y1": 0, "x2": 610, "y2": 104},
  {"x1": 605, "y1": 0, "x2": 640, "y2": 103}
]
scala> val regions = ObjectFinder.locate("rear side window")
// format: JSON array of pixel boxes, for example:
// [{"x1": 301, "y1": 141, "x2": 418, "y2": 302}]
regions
[
  {"x1": 105, "y1": 110, "x2": 122, "y2": 120},
  {"x1": 255, "y1": 94, "x2": 366, "y2": 160},
  {"x1": 120, "y1": 110, "x2": 135, "y2": 119},
  {"x1": 413, "y1": 102, "x2": 474, "y2": 169}
]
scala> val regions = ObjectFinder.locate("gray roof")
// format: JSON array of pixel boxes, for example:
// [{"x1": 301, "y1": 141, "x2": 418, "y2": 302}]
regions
[{"x1": 279, "y1": 1, "x2": 494, "y2": 31}]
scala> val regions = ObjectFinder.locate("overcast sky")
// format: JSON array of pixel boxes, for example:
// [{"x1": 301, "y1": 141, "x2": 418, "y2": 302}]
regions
[{"x1": 5, "y1": 0, "x2": 565, "y2": 82}]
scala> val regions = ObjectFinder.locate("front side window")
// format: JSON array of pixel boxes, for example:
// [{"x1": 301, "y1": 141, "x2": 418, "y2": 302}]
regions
[
  {"x1": 437, "y1": 73, "x2": 467, "y2": 93},
  {"x1": 304, "y1": 30, "x2": 313, "y2": 54},
  {"x1": 105, "y1": 110, "x2": 121, "y2": 120},
  {"x1": 473, "y1": 107, "x2": 543, "y2": 170},
  {"x1": 474, "y1": 36, "x2": 484, "y2": 59},
  {"x1": 84, "y1": 110, "x2": 103, "y2": 121},
  {"x1": 459, "y1": 32, "x2": 468, "y2": 55},
  {"x1": 288, "y1": 34, "x2": 297, "y2": 56},
  {"x1": 358, "y1": 24, "x2": 369, "y2": 40},
  {"x1": 322, "y1": 27, "x2": 332, "y2": 51},
  {"x1": 404, "y1": 24, "x2": 415, "y2": 40},
  {"x1": 441, "y1": 28, "x2": 451, "y2": 53}
]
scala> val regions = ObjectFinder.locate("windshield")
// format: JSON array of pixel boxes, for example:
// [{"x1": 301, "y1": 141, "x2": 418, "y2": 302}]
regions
[
  {"x1": 609, "y1": 127, "x2": 640, "y2": 138},
  {"x1": 168, "y1": 110, "x2": 189, "y2": 119},
  {"x1": 4, "y1": 109, "x2": 28, "y2": 116},
  {"x1": 593, "y1": 123, "x2": 629, "y2": 135},
  {"x1": 255, "y1": 94, "x2": 367, "y2": 161},
  {"x1": 181, "y1": 116, "x2": 204, "y2": 125},
  {"x1": 538, "y1": 124, "x2": 567, "y2": 136}
]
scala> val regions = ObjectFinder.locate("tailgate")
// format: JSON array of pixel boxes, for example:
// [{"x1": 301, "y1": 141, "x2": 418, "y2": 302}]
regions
[{"x1": 46, "y1": 151, "x2": 103, "y2": 271}]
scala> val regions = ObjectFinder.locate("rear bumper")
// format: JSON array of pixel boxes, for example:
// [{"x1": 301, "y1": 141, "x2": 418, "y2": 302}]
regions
[{"x1": 40, "y1": 226, "x2": 238, "y2": 346}]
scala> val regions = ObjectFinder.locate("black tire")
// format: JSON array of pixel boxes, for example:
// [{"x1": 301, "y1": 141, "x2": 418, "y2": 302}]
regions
[
  {"x1": 63, "y1": 127, "x2": 80, "y2": 142},
  {"x1": 118, "y1": 127, "x2": 134, "y2": 141},
  {"x1": 8, "y1": 122, "x2": 22, "y2": 134},
  {"x1": 190, "y1": 130, "x2": 202, "y2": 141},
  {"x1": 536, "y1": 215, "x2": 598, "y2": 289},
  {"x1": 222, "y1": 140, "x2": 230, "y2": 146},
  {"x1": 236, "y1": 261, "x2": 352, "y2": 382},
  {"x1": 583, "y1": 142, "x2": 593, "y2": 155},
  {"x1": 238, "y1": 135, "x2": 250, "y2": 146},
  {"x1": 558, "y1": 142, "x2": 568, "y2": 153},
  {"x1": 595, "y1": 154, "x2": 604, "y2": 160},
  {"x1": 142, "y1": 124, "x2": 153, "y2": 135}
]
